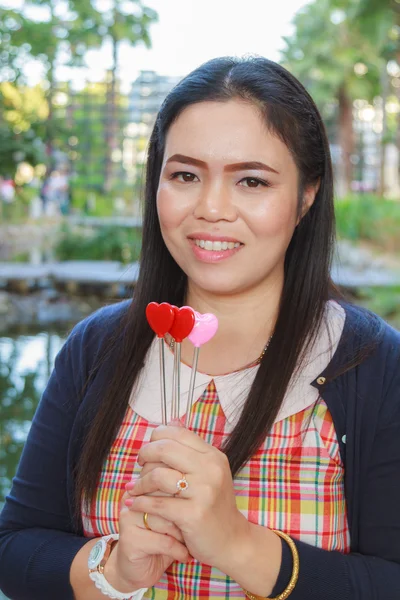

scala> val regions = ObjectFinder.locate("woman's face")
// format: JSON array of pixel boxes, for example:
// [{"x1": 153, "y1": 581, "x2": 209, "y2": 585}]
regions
[{"x1": 157, "y1": 99, "x2": 316, "y2": 297}]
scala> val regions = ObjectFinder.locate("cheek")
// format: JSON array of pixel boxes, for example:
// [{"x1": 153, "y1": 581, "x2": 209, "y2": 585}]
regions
[
  {"x1": 244, "y1": 194, "x2": 299, "y2": 239},
  {"x1": 157, "y1": 183, "x2": 192, "y2": 232}
]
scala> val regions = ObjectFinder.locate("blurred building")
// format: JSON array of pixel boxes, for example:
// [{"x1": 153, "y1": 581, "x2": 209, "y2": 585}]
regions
[
  {"x1": 123, "y1": 71, "x2": 182, "y2": 188},
  {"x1": 331, "y1": 97, "x2": 400, "y2": 198},
  {"x1": 352, "y1": 98, "x2": 400, "y2": 198},
  {"x1": 129, "y1": 70, "x2": 182, "y2": 127},
  {"x1": 47, "y1": 71, "x2": 184, "y2": 212}
]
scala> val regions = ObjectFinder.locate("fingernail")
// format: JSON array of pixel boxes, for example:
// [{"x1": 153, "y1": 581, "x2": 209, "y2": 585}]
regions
[
  {"x1": 124, "y1": 498, "x2": 134, "y2": 507},
  {"x1": 125, "y1": 481, "x2": 135, "y2": 491}
]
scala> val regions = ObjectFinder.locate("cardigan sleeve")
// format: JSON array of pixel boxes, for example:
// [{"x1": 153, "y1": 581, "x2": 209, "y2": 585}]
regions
[
  {"x1": 271, "y1": 337, "x2": 400, "y2": 600},
  {"x1": 0, "y1": 317, "x2": 95, "y2": 600}
]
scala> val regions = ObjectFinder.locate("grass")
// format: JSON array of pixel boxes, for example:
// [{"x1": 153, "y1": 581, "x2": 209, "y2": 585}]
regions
[
  {"x1": 70, "y1": 186, "x2": 141, "y2": 218},
  {"x1": 0, "y1": 187, "x2": 36, "y2": 223},
  {"x1": 1, "y1": 184, "x2": 141, "y2": 223},
  {"x1": 335, "y1": 194, "x2": 400, "y2": 252},
  {"x1": 54, "y1": 224, "x2": 142, "y2": 263},
  {"x1": 351, "y1": 286, "x2": 400, "y2": 330}
]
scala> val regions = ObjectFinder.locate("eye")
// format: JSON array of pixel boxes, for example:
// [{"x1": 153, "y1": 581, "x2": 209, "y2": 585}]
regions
[
  {"x1": 239, "y1": 177, "x2": 270, "y2": 188},
  {"x1": 170, "y1": 171, "x2": 198, "y2": 183}
]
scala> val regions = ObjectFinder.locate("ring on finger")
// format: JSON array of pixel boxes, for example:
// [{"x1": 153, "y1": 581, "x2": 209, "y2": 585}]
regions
[
  {"x1": 175, "y1": 474, "x2": 189, "y2": 495},
  {"x1": 143, "y1": 512, "x2": 151, "y2": 531}
]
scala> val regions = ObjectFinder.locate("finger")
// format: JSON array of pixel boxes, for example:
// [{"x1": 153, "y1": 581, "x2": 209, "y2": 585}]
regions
[
  {"x1": 121, "y1": 492, "x2": 183, "y2": 540},
  {"x1": 120, "y1": 506, "x2": 189, "y2": 562},
  {"x1": 138, "y1": 461, "x2": 174, "y2": 497},
  {"x1": 151, "y1": 425, "x2": 210, "y2": 453},
  {"x1": 126, "y1": 467, "x2": 190, "y2": 499},
  {"x1": 126, "y1": 495, "x2": 187, "y2": 527},
  {"x1": 136, "y1": 510, "x2": 185, "y2": 542},
  {"x1": 133, "y1": 524, "x2": 190, "y2": 563},
  {"x1": 139, "y1": 461, "x2": 165, "y2": 477},
  {"x1": 138, "y1": 439, "x2": 199, "y2": 472}
]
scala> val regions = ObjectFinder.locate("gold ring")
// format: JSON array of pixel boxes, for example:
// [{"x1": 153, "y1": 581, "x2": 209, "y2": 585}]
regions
[{"x1": 143, "y1": 512, "x2": 151, "y2": 531}]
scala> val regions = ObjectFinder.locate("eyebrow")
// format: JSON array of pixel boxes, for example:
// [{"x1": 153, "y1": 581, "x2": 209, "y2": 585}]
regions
[{"x1": 165, "y1": 153, "x2": 280, "y2": 175}]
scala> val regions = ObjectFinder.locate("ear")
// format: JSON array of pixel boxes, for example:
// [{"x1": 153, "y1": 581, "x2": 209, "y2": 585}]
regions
[{"x1": 296, "y1": 180, "x2": 320, "y2": 225}]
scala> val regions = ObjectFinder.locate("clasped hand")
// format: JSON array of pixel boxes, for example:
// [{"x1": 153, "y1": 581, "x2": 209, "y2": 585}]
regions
[{"x1": 124, "y1": 425, "x2": 250, "y2": 573}]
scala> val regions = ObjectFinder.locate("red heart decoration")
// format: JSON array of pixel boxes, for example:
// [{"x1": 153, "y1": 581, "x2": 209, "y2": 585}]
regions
[
  {"x1": 146, "y1": 302, "x2": 175, "y2": 338},
  {"x1": 169, "y1": 306, "x2": 195, "y2": 343}
]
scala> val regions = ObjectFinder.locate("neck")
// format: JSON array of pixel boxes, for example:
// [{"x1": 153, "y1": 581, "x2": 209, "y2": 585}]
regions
[{"x1": 181, "y1": 276, "x2": 282, "y2": 375}]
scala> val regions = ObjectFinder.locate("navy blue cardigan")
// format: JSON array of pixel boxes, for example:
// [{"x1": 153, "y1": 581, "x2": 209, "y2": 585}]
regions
[{"x1": 0, "y1": 300, "x2": 400, "y2": 600}]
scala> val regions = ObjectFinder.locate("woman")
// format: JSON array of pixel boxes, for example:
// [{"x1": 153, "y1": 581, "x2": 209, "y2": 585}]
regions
[{"x1": 0, "y1": 56, "x2": 399, "y2": 600}]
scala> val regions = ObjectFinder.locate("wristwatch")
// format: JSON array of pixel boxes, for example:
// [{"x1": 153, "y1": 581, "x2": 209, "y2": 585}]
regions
[{"x1": 88, "y1": 534, "x2": 147, "y2": 600}]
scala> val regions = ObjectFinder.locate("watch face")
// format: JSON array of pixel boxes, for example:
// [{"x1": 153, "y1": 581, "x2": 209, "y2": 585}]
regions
[{"x1": 88, "y1": 539, "x2": 106, "y2": 570}]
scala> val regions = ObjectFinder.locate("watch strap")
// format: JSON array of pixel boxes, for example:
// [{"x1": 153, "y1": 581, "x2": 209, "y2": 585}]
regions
[
  {"x1": 89, "y1": 571, "x2": 148, "y2": 600},
  {"x1": 98, "y1": 534, "x2": 119, "y2": 574},
  {"x1": 88, "y1": 533, "x2": 148, "y2": 600}
]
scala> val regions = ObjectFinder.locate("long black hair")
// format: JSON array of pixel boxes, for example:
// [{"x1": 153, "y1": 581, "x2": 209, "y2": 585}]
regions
[{"x1": 76, "y1": 56, "x2": 343, "y2": 514}]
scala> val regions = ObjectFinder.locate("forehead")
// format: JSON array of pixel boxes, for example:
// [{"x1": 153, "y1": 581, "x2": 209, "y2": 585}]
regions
[{"x1": 163, "y1": 99, "x2": 292, "y2": 169}]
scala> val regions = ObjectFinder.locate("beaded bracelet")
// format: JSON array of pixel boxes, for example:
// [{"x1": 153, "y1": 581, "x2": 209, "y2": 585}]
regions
[{"x1": 244, "y1": 530, "x2": 299, "y2": 600}]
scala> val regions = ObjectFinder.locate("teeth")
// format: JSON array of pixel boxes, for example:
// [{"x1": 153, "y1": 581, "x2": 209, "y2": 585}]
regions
[{"x1": 194, "y1": 239, "x2": 241, "y2": 251}]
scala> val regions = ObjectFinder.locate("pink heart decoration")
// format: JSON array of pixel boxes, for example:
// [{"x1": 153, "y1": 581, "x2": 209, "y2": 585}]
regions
[{"x1": 188, "y1": 310, "x2": 219, "y2": 348}]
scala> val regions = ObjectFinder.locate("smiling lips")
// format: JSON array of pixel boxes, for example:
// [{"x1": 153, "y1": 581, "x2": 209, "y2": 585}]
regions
[
  {"x1": 194, "y1": 239, "x2": 241, "y2": 251},
  {"x1": 189, "y1": 235, "x2": 243, "y2": 262}
]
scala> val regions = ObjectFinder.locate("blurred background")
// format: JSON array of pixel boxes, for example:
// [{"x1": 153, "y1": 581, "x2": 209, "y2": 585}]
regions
[{"x1": 1, "y1": 2, "x2": 400, "y2": 580}]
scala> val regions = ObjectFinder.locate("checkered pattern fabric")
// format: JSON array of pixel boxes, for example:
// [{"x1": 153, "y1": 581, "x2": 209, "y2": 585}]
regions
[{"x1": 82, "y1": 380, "x2": 350, "y2": 598}]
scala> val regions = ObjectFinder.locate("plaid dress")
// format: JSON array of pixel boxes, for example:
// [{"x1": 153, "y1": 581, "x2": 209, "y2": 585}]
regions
[{"x1": 82, "y1": 380, "x2": 350, "y2": 598}]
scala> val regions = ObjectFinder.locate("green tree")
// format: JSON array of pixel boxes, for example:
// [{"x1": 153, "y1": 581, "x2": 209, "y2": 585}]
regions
[
  {"x1": 88, "y1": 0, "x2": 158, "y2": 191},
  {"x1": 355, "y1": 0, "x2": 400, "y2": 43},
  {"x1": 282, "y1": 0, "x2": 382, "y2": 195},
  {"x1": 0, "y1": 82, "x2": 47, "y2": 178},
  {"x1": 354, "y1": 0, "x2": 400, "y2": 193},
  {"x1": 0, "y1": 1, "x2": 111, "y2": 169},
  {"x1": 61, "y1": 80, "x2": 129, "y2": 193},
  {"x1": 0, "y1": 0, "x2": 158, "y2": 192}
]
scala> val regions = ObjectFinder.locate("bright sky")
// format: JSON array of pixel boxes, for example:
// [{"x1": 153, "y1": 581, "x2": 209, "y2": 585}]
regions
[{"x1": 3, "y1": 0, "x2": 310, "y2": 89}]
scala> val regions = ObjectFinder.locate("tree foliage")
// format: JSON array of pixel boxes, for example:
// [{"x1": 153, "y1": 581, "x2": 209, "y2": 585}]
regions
[
  {"x1": 282, "y1": 0, "x2": 382, "y2": 112},
  {"x1": 0, "y1": 83, "x2": 47, "y2": 177},
  {"x1": 0, "y1": 0, "x2": 158, "y2": 182},
  {"x1": 354, "y1": 0, "x2": 400, "y2": 58},
  {"x1": 281, "y1": 0, "x2": 395, "y2": 194}
]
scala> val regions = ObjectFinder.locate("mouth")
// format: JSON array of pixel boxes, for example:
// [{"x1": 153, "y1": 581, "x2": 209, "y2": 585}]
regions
[
  {"x1": 188, "y1": 235, "x2": 244, "y2": 263},
  {"x1": 192, "y1": 238, "x2": 242, "y2": 252}
]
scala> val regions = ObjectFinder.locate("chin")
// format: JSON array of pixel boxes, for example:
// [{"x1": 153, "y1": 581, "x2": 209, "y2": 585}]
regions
[{"x1": 190, "y1": 273, "x2": 250, "y2": 297}]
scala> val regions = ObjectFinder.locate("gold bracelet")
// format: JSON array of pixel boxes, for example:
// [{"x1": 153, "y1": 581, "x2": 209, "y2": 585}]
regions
[{"x1": 244, "y1": 530, "x2": 299, "y2": 600}]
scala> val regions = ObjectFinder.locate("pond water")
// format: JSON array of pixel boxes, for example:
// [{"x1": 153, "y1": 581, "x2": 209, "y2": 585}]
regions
[
  {"x1": 0, "y1": 324, "x2": 75, "y2": 599},
  {"x1": 0, "y1": 325, "x2": 73, "y2": 507}
]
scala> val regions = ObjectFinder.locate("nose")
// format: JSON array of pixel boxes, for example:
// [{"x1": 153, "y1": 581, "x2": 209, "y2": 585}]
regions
[{"x1": 193, "y1": 181, "x2": 237, "y2": 223}]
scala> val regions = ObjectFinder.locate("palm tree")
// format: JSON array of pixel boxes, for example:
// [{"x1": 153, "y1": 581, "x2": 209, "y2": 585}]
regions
[
  {"x1": 354, "y1": 0, "x2": 400, "y2": 194},
  {"x1": 282, "y1": 0, "x2": 382, "y2": 195}
]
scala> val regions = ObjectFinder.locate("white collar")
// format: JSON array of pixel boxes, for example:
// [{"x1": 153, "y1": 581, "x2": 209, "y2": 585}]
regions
[{"x1": 129, "y1": 300, "x2": 345, "y2": 429}]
